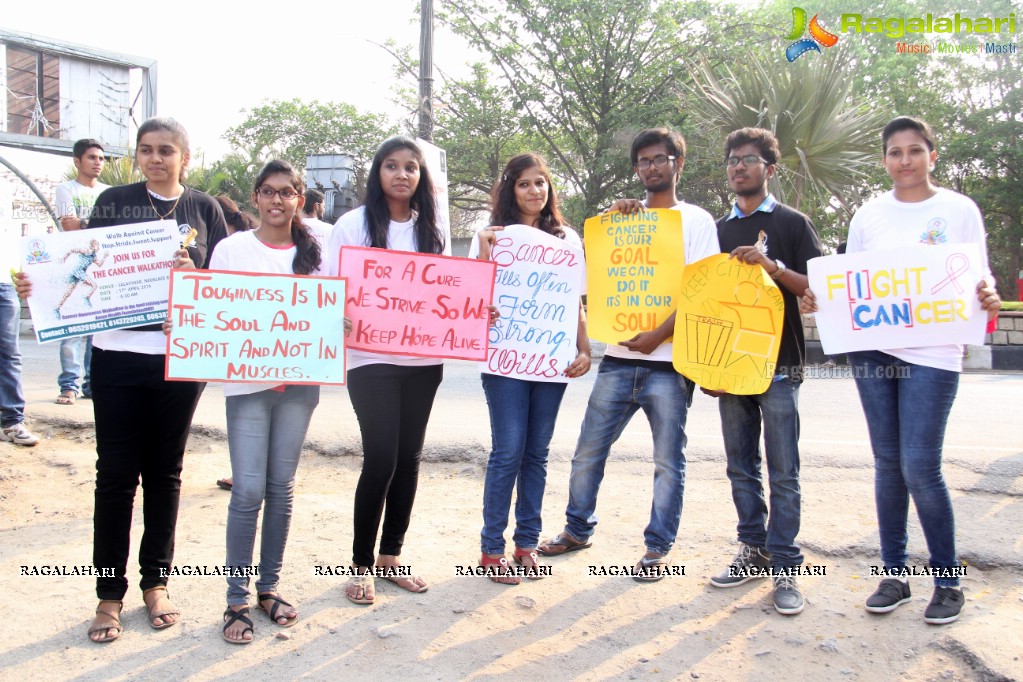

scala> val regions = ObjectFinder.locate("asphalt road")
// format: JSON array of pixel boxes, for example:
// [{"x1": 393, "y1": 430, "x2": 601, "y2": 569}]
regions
[{"x1": 13, "y1": 332, "x2": 1023, "y2": 570}]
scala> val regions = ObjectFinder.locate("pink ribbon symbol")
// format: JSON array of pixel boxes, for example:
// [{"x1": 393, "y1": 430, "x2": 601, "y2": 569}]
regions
[{"x1": 930, "y1": 253, "x2": 969, "y2": 295}]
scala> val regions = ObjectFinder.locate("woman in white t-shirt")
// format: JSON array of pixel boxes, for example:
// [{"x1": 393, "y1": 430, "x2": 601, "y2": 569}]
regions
[
  {"x1": 215, "y1": 160, "x2": 342, "y2": 643},
  {"x1": 801, "y1": 117, "x2": 1001, "y2": 625},
  {"x1": 471, "y1": 153, "x2": 591, "y2": 584},
  {"x1": 327, "y1": 137, "x2": 448, "y2": 605}
]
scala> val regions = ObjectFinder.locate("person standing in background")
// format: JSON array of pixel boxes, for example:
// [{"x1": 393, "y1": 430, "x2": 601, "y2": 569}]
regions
[
  {"x1": 1, "y1": 181, "x2": 39, "y2": 446},
  {"x1": 53, "y1": 139, "x2": 108, "y2": 405}
]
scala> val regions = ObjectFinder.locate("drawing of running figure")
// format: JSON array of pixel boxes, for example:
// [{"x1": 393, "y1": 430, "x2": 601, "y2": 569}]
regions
[{"x1": 56, "y1": 239, "x2": 108, "y2": 315}]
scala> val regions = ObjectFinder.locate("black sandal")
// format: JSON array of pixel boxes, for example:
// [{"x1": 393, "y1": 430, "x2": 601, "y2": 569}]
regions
[
  {"x1": 257, "y1": 593, "x2": 298, "y2": 628},
  {"x1": 222, "y1": 607, "x2": 254, "y2": 644}
]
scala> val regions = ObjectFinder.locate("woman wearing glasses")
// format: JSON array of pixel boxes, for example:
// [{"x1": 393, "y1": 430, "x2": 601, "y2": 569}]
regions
[
  {"x1": 800, "y1": 117, "x2": 1001, "y2": 624},
  {"x1": 327, "y1": 137, "x2": 448, "y2": 605},
  {"x1": 216, "y1": 160, "x2": 338, "y2": 643},
  {"x1": 470, "y1": 153, "x2": 590, "y2": 584},
  {"x1": 19, "y1": 117, "x2": 227, "y2": 642}
]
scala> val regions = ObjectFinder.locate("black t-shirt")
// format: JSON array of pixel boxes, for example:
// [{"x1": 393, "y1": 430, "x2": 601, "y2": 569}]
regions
[
  {"x1": 88, "y1": 181, "x2": 227, "y2": 330},
  {"x1": 716, "y1": 203, "x2": 822, "y2": 379}
]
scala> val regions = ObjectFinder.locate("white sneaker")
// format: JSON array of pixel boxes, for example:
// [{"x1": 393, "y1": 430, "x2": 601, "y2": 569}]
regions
[{"x1": 1, "y1": 423, "x2": 40, "y2": 446}]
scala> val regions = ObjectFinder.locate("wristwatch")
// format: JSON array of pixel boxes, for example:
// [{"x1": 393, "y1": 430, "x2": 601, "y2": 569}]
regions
[{"x1": 770, "y1": 259, "x2": 787, "y2": 280}]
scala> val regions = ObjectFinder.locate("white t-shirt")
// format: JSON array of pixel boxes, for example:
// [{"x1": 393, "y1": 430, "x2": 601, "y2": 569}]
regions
[
  {"x1": 328, "y1": 206, "x2": 451, "y2": 371},
  {"x1": 54, "y1": 179, "x2": 109, "y2": 224},
  {"x1": 604, "y1": 200, "x2": 721, "y2": 363},
  {"x1": 302, "y1": 215, "x2": 334, "y2": 243},
  {"x1": 210, "y1": 229, "x2": 328, "y2": 396},
  {"x1": 847, "y1": 187, "x2": 993, "y2": 372}
]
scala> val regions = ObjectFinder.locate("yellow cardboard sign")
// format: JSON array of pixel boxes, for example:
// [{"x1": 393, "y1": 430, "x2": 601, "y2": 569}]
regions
[
  {"x1": 673, "y1": 253, "x2": 784, "y2": 395},
  {"x1": 583, "y1": 209, "x2": 683, "y2": 344}
]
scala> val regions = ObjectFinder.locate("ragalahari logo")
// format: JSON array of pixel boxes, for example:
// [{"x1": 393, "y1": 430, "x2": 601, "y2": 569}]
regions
[{"x1": 786, "y1": 7, "x2": 839, "y2": 61}]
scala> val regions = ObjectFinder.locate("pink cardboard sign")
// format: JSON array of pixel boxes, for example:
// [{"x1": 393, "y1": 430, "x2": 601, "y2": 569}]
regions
[{"x1": 339, "y1": 246, "x2": 496, "y2": 361}]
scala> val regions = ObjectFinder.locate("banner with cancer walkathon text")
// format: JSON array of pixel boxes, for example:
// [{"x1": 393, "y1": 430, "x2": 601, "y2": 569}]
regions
[
  {"x1": 165, "y1": 270, "x2": 348, "y2": 384},
  {"x1": 806, "y1": 243, "x2": 987, "y2": 355},
  {"x1": 583, "y1": 208, "x2": 683, "y2": 344},
  {"x1": 483, "y1": 225, "x2": 584, "y2": 382},
  {"x1": 19, "y1": 220, "x2": 179, "y2": 343},
  {"x1": 339, "y1": 246, "x2": 496, "y2": 361}
]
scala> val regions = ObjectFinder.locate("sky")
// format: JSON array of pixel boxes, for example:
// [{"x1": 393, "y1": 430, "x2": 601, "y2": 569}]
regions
[{"x1": 2, "y1": 0, "x2": 469, "y2": 177}]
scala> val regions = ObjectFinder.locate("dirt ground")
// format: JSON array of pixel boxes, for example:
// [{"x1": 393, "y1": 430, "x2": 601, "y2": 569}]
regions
[{"x1": 1, "y1": 418, "x2": 1020, "y2": 681}]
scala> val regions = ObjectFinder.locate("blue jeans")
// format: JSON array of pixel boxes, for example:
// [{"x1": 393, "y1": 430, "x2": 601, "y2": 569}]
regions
[
  {"x1": 848, "y1": 351, "x2": 961, "y2": 588},
  {"x1": 564, "y1": 356, "x2": 693, "y2": 555},
  {"x1": 480, "y1": 374, "x2": 568, "y2": 554},
  {"x1": 58, "y1": 335, "x2": 93, "y2": 395},
  {"x1": 0, "y1": 284, "x2": 26, "y2": 428},
  {"x1": 718, "y1": 378, "x2": 803, "y2": 567},
  {"x1": 225, "y1": 385, "x2": 319, "y2": 605}
]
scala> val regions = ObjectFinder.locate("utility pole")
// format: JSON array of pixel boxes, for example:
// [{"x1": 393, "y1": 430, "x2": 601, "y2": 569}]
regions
[{"x1": 418, "y1": 0, "x2": 434, "y2": 142}]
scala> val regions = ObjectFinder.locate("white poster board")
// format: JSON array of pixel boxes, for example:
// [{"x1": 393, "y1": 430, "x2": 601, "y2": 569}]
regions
[
  {"x1": 19, "y1": 221, "x2": 179, "y2": 342},
  {"x1": 482, "y1": 225, "x2": 584, "y2": 382},
  {"x1": 806, "y1": 243, "x2": 986, "y2": 354}
]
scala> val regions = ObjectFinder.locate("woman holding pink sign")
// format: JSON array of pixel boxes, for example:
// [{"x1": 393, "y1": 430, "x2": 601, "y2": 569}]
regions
[
  {"x1": 327, "y1": 136, "x2": 448, "y2": 604},
  {"x1": 800, "y1": 117, "x2": 1001, "y2": 625},
  {"x1": 471, "y1": 153, "x2": 591, "y2": 584}
]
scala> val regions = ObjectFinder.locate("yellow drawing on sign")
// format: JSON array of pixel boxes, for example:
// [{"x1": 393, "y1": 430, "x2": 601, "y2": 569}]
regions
[
  {"x1": 583, "y1": 208, "x2": 684, "y2": 345},
  {"x1": 673, "y1": 253, "x2": 784, "y2": 395}
]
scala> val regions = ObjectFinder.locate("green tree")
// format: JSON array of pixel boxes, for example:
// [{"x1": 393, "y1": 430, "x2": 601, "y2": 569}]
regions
[
  {"x1": 690, "y1": 53, "x2": 885, "y2": 243},
  {"x1": 223, "y1": 98, "x2": 396, "y2": 199},
  {"x1": 439, "y1": 0, "x2": 733, "y2": 227}
]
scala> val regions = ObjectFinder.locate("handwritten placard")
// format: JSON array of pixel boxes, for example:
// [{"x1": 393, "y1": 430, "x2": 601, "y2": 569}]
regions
[
  {"x1": 806, "y1": 243, "x2": 986, "y2": 354},
  {"x1": 673, "y1": 254, "x2": 784, "y2": 395},
  {"x1": 20, "y1": 221, "x2": 179, "y2": 343},
  {"x1": 165, "y1": 270, "x2": 347, "y2": 384},
  {"x1": 583, "y1": 209, "x2": 683, "y2": 344},
  {"x1": 339, "y1": 246, "x2": 495, "y2": 361},
  {"x1": 483, "y1": 226, "x2": 583, "y2": 382}
]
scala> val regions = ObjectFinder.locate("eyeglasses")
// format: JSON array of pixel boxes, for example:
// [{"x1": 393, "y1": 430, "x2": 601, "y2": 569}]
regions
[
  {"x1": 256, "y1": 186, "x2": 300, "y2": 200},
  {"x1": 636, "y1": 154, "x2": 676, "y2": 171},
  {"x1": 726, "y1": 155, "x2": 768, "y2": 168}
]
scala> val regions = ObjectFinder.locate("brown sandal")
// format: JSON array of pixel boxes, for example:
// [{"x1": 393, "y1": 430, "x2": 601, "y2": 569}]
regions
[
  {"x1": 537, "y1": 532, "x2": 591, "y2": 556},
  {"x1": 143, "y1": 586, "x2": 180, "y2": 629},
  {"x1": 87, "y1": 600, "x2": 123, "y2": 643},
  {"x1": 56, "y1": 390, "x2": 76, "y2": 405}
]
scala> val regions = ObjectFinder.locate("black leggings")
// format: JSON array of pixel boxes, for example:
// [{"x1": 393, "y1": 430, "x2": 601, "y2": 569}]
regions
[
  {"x1": 91, "y1": 348, "x2": 204, "y2": 600},
  {"x1": 346, "y1": 363, "x2": 443, "y2": 567}
]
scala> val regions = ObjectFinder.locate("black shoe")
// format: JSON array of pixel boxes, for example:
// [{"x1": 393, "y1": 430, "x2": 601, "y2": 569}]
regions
[
  {"x1": 923, "y1": 586, "x2": 964, "y2": 625},
  {"x1": 709, "y1": 543, "x2": 771, "y2": 588},
  {"x1": 865, "y1": 578, "x2": 911, "y2": 613},
  {"x1": 772, "y1": 575, "x2": 804, "y2": 615}
]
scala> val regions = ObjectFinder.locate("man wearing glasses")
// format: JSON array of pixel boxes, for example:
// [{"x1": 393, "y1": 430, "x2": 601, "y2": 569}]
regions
[
  {"x1": 703, "y1": 127, "x2": 822, "y2": 615},
  {"x1": 539, "y1": 128, "x2": 720, "y2": 581}
]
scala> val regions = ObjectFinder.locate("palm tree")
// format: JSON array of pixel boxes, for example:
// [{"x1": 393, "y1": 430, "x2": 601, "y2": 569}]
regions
[
  {"x1": 98, "y1": 156, "x2": 144, "y2": 186},
  {"x1": 691, "y1": 52, "x2": 884, "y2": 229}
]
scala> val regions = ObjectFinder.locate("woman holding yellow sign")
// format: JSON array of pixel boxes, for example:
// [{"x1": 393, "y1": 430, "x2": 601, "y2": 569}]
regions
[
  {"x1": 800, "y1": 116, "x2": 1001, "y2": 625},
  {"x1": 471, "y1": 153, "x2": 591, "y2": 584}
]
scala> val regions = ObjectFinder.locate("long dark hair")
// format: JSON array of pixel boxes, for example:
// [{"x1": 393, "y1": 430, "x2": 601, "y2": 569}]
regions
[
  {"x1": 253, "y1": 160, "x2": 321, "y2": 275},
  {"x1": 215, "y1": 195, "x2": 256, "y2": 234},
  {"x1": 490, "y1": 153, "x2": 566, "y2": 238},
  {"x1": 363, "y1": 136, "x2": 444, "y2": 254}
]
